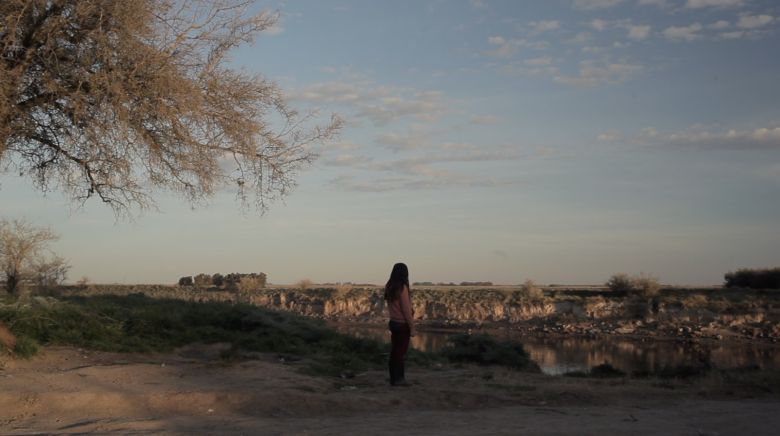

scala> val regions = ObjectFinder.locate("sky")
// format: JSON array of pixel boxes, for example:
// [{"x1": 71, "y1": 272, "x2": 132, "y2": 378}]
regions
[{"x1": 2, "y1": 0, "x2": 780, "y2": 286}]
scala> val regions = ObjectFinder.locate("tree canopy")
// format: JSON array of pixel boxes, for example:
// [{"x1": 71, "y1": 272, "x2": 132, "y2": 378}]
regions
[{"x1": 0, "y1": 0, "x2": 340, "y2": 216}]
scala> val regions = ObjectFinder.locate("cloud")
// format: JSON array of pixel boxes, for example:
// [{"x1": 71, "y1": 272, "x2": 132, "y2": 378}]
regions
[
  {"x1": 499, "y1": 62, "x2": 560, "y2": 78},
  {"x1": 708, "y1": 20, "x2": 731, "y2": 29},
  {"x1": 329, "y1": 173, "x2": 521, "y2": 192},
  {"x1": 288, "y1": 81, "x2": 367, "y2": 104},
  {"x1": 568, "y1": 31, "x2": 593, "y2": 44},
  {"x1": 554, "y1": 60, "x2": 643, "y2": 86},
  {"x1": 486, "y1": 36, "x2": 528, "y2": 58},
  {"x1": 357, "y1": 91, "x2": 446, "y2": 125},
  {"x1": 685, "y1": 0, "x2": 745, "y2": 8},
  {"x1": 529, "y1": 20, "x2": 560, "y2": 34},
  {"x1": 662, "y1": 23, "x2": 703, "y2": 41},
  {"x1": 638, "y1": 0, "x2": 669, "y2": 7},
  {"x1": 573, "y1": 0, "x2": 624, "y2": 10},
  {"x1": 323, "y1": 154, "x2": 372, "y2": 167},
  {"x1": 627, "y1": 125, "x2": 780, "y2": 149},
  {"x1": 375, "y1": 129, "x2": 431, "y2": 151},
  {"x1": 323, "y1": 140, "x2": 362, "y2": 151},
  {"x1": 720, "y1": 30, "x2": 746, "y2": 39},
  {"x1": 290, "y1": 81, "x2": 448, "y2": 126},
  {"x1": 591, "y1": 19, "x2": 608, "y2": 31},
  {"x1": 469, "y1": 115, "x2": 502, "y2": 125},
  {"x1": 627, "y1": 25, "x2": 652, "y2": 40},
  {"x1": 470, "y1": 0, "x2": 488, "y2": 8},
  {"x1": 597, "y1": 130, "x2": 622, "y2": 141},
  {"x1": 737, "y1": 14, "x2": 774, "y2": 29},
  {"x1": 524, "y1": 56, "x2": 554, "y2": 66}
]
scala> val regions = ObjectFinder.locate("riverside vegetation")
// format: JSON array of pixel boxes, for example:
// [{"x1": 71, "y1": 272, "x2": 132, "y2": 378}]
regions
[{"x1": 0, "y1": 293, "x2": 536, "y2": 377}]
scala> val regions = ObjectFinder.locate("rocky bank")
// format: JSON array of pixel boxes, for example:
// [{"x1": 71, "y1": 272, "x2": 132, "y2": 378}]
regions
[{"x1": 55, "y1": 284, "x2": 780, "y2": 342}]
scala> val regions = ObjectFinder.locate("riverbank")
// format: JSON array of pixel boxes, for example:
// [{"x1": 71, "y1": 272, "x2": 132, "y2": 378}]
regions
[
  {"x1": 53, "y1": 284, "x2": 780, "y2": 343},
  {"x1": 2, "y1": 346, "x2": 779, "y2": 435}
]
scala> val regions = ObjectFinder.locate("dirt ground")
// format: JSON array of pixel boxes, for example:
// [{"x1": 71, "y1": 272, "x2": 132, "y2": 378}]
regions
[{"x1": 1, "y1": 346, "x2": 779, "y2": 435}]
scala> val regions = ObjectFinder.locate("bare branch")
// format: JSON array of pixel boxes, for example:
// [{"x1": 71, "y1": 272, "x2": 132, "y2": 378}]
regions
[{"x1": 0, "y1": 0, "x2": 340, "y2": 216}]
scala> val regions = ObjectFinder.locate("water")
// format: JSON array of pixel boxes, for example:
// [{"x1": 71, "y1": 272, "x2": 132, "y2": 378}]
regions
[{"x1": 333, "y1": 323, "x2": 780, "y2": 375}]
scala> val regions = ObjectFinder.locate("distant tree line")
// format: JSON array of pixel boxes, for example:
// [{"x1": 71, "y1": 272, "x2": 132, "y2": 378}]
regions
[
  {"x1": 178, "y1": 272, "x2": 266, "y2": 291},
  {"x1": 724, "y1": 268, "x2": 780, "y2": 289}
]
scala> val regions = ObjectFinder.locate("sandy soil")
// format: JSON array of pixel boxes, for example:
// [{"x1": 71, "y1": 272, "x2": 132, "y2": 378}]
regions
[{"x1": 1, "y1": 346, "x2": 779, "y2": 435}]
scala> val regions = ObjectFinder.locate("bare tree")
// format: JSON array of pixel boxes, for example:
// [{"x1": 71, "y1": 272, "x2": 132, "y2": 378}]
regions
[
  {"x1": 0, "y1": 1, "x2": 340, "y2": 216},
  {"x1": 0, "y1": 218, "x2": 66, "y2": 295}
]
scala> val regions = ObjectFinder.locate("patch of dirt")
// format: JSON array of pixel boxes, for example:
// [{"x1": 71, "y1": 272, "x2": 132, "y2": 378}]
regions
[{"x1": 0, "y1": 346, "x2": 778, "y2": 435}]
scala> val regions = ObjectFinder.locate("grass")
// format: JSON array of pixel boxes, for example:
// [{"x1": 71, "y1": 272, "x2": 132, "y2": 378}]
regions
[
  {"x1": 0, "y1": 293, "x2": 537, "y2": 376},
  {"x1": 0, "y1": 294, "x2": 387, "y2": 376}
]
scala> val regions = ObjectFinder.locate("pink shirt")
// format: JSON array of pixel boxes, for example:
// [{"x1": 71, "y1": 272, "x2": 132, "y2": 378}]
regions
[{"x1": 387, "y1": 285, "x2": 415, "y2": 328}]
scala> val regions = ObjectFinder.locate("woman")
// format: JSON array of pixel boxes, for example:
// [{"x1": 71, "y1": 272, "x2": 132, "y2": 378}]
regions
[{"x1": 385, "y1": 262, "x2": 415, "y2": 386}]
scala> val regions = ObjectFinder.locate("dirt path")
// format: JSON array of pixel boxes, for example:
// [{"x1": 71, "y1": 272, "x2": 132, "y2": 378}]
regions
[{"x1": 1, "y1": 346, "x2": 778, "y2": 435}]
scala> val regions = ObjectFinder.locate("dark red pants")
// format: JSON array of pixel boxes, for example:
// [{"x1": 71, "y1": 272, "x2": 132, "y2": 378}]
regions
[{"x1": 388, "y1": 321, "x2": 410, "y2": 384}]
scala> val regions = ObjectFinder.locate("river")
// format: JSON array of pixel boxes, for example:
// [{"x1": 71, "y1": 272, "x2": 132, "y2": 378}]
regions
[{"x1": 333, "y1": 323, "x2": 780, "y2": 375}]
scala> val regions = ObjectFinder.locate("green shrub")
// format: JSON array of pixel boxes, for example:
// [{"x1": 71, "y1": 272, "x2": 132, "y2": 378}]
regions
[
  {"x1": 440, "y1": 334, "x2": 538, "y2": 371},
  {"x1": 13, "y1": 336, "x2": 39, "y2": 359}
]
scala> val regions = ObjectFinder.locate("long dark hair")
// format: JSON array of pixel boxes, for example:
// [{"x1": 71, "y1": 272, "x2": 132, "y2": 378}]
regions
[{"x1": 384, "y1": 262, "x2": 409, "y2": 301}]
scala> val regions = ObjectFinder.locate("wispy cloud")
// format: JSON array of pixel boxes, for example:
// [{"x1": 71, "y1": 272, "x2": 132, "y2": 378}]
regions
[
  {"x1": 627, "y1": 24, "x2": 652, "y2": 40},
  {"x1": 554, "y1": 60, "x2": 643, "y2": 86},
  {"x1": 573, "y1": 0, "x2": 624, "y2": 10},
  {"x1": 529, "y1": 20, "x2": 561, "y2": 34},
  {"x1": 638, "y1": 0, "x2": 669, "y2": 7},
  {"x1": 323, "y1": 154, "x2": 372, "y2": 167},
  {"x1": 289, "y1": 81, "x2": 448, "y2": 126},
  {"x1": 469, "y1": 115, "x2": 502, "y2": 125},
  {"x1": 607, "y1": 125, "x2": 780, "y2": 149},
  {"x1": 737, "y1": 13, "x2": 774, "y2": 29},
  {"x1": 486, "y1": 36, "x2": 527, "y2": 58},
  {"x1": 685, "y1": 0, "x2": 745, "y2": 9},
  {"x1": 662, "y1": 23, "x2": 703, "y2": 41}
]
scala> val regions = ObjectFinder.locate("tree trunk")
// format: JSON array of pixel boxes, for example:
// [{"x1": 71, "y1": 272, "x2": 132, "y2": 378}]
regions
[{"x1": 5, "y1": 273, "x2": 19, "y2": 295}]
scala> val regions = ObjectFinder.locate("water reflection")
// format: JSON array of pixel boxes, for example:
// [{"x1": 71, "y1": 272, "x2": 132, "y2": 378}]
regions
[{"x1": 332, "y1": 323, "x2": 780, "y2": 375}]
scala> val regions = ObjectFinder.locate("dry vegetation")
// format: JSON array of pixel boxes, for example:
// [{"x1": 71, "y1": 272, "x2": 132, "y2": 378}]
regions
[{"x1": 1, "y1": 0, "x2": 340, "y2": 215}]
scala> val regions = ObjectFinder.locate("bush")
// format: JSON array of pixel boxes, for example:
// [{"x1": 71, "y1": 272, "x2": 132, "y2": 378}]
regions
[
  {"x1": 724, "y1": 267, "x2": 780, "y2": 289},
  {"x1": 520, "y1": 279, "x2": 544, "y2": 300},
  {"x1": 440, "y1": 334, "x2": 538, "y2": 371},
  {"x1": 13, "y1": 336, "x2": 39, "y2": 359},
  {"x1": 296, "y1": 279, "x2": 313, "y2": 290},
  {"x1": 606, "y1": 273, "x2": 633, "y2": 292},
  {"x1": 606, "y1": 273, "x2": 661, "y2": 297},
  {"x1": 193, "y1": 273, "x2": 213, "y2": 287},
  {"x1": 632, "y1": 273, "x2": 661, "y2": 298},
  {"x1": 237, "y1": 274, "x2": 266, "y2": 292},
  {"x1": 178, "y1": 276, "x2": 193, "y2": 286},
  {"x1": 223, "y1": 273, "x2": 267, "y2": 291},
  {"x1": 334, "y1": 283, "x2": 353, "y2": 294}
]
